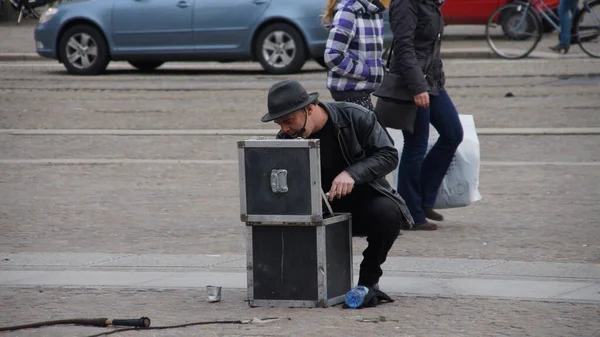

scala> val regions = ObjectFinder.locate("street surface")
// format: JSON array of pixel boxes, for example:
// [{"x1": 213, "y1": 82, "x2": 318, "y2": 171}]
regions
[{"x1": 1, "y1": 23, "x2": 600, "y2": 337}]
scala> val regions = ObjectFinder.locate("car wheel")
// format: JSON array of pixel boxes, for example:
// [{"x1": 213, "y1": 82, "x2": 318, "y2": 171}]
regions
[
  {"x1": 314, "y1": 57, "x2": 327, "y2": 69},
  {"x1": 128, "y1": 61, "x2": 165, "y2": 72},
  {"x1": 255, "y1": 23, "x2": 307, "y2": 74},
  {"x1": 541, "y1": 10, "x2": 557, "y2": 33},
  {"x1": 542, "y1": 20, "x2": 555, "y2": 33},
  {"x1": 59, "y1": 24, "x2": 109, "y2": 75},
  {"x1": 382, "y1": 46, "x2": 392, "y2": 62}
]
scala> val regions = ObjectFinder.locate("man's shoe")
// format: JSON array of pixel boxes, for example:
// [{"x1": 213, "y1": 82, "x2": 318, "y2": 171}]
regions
[
  {"x1": 412, "y1": 221, "x2": 438, "y2": 231},
  {"x1": 424, "y1": 207, "x2": 444, "y2": 221}
]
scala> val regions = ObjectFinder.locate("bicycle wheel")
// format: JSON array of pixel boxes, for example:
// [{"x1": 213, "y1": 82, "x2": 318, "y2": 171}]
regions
[
  {"x1": 577, "y1": 0, "x2": 600, "y2": 58},
  {"x1": 486, "y1": 2, "x2": 543, "y2": 59}
]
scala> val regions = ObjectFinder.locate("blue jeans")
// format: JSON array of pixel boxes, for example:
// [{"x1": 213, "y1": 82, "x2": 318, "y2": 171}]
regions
[
  {"x1": 396, "y1": 90, "x2": 463, "y2": 225},
  {"x1": 558, "y1": 0, "x2": 580, "y2": 47}
]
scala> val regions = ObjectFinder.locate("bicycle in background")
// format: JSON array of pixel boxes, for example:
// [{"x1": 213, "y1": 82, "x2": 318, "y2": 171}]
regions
[
  {"x1": 6, "y1": 0, "x2": 52, "y2": 24},
  {"x1": 485, "y1": 0, "x2": 600, "y2": 58}
]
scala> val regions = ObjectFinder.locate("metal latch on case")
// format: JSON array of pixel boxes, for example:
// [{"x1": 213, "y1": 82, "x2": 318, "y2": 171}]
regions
[{"x1": 270, "y1": 169, "x2": 288, "y2": 193}]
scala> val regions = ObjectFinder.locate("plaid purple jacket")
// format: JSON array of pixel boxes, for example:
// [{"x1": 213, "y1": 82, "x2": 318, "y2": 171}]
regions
[{"x1": 324, "y1": 0, "x2": 385, "y2": 94}]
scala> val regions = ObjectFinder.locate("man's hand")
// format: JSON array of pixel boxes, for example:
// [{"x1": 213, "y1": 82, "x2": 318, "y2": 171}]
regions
[
  {"x1": 414, "y1": 92, "x2": 429, "y2": 108},
  {"x1": 328, "y1": 171, "x2": 355, "y2": 200}
]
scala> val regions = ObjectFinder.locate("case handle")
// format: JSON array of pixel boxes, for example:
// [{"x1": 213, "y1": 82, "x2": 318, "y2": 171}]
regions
[{"x1": 270, "y1": 169, "x2": 288, "y2": 193}]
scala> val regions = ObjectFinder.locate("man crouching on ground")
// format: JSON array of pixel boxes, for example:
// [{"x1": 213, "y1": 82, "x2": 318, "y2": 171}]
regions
[{"x1": 260, "y1": 80, "x2": 420, "y2": 292}]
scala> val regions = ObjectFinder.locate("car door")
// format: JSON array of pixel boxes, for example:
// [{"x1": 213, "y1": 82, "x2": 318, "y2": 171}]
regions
[
  {"x1": 192, "y1": 0, "x2": 270, "y2": 53},
  {"x1": 442, "y1": 0, "x2": 501, "y2": 25},
  {"x1": 112, "y1": 0, "x2": 194, "y2": 54}
]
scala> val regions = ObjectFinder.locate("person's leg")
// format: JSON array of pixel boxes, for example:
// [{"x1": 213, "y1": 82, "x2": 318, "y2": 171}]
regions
[
  {"x1": 568, "y1": 0, "x2": 580, "y2": 42},
  {"x1": 420, "y1": 90, "x2": 463, "y2": 209},
  {"x1": 558, "y1": 0, "x2": 580, "y2": 47},
  {"x1": 558, "y1": 0, "x2": 570, "y2": 47},
  {"x1": 351, "y1": 193, "x2": 402, "y2": 288},
  {"x1": 396, "y1": 105, "x2": 430, "y2": 225}
]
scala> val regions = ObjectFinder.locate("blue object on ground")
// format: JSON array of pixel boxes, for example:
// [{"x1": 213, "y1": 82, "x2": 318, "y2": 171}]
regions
[{"x1": 344, "y1": 286, "x2": 370, "y2": 309}]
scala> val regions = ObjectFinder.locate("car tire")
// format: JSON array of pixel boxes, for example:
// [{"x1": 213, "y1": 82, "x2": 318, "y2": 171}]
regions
[
  {"x1": 540, "y1": 9, "x2": 559, "y2": 33},
  {"x1": 542, "y1": 21, "x2": 555, "y2": 33},
  {"x1": 382, "y1": 46, "x2": 392, "y2": 63},
  {"x1": 128, "y1": 61, "x2": 165, "y2": 72},
  {"x1": 255, "y1": 23, "x2": 307, "y2": 74},
  {"x1": 314, "y1": 57, "x2": 327, "y2": 69},
  {"x1": 59, "y1": 24, "x2": 109, "y2": 75}
]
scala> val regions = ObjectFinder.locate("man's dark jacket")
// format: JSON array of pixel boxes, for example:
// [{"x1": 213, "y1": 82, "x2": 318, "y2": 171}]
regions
[
  {"x1": 388, "y1": 0, "x2": 445, "y2": 96},
  {"x1": 277, "y1": 102, "x2": 414, "y2": 227}
]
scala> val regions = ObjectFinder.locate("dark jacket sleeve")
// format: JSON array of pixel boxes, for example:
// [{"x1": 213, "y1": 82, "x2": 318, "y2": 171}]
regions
[
  {"x1": 345, "y1": 112, "x2": 399, "y2": 185},
  {"x1": 389, "y1": 0, "x2": 429, "y2": 96}
]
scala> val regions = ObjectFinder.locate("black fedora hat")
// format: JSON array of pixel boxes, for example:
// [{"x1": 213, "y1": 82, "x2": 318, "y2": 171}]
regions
[{"x1": 261, "y1": 80, "x2": 319, "y2": 122}]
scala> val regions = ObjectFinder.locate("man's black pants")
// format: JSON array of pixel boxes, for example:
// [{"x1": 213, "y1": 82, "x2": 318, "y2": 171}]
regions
[{"x1": 331, "y1": 188, "x2": 403, "y2": 287}]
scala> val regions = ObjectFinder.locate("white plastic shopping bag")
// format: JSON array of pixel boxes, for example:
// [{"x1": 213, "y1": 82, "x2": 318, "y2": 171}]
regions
[{"x1": 387, "y1": 114, "x2": 481, "y2": 209}]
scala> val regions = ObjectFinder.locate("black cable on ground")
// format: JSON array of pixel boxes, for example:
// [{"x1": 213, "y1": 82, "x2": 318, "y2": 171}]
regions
[
  {"x1": 0, "y1": 318, "x2": 108, "y2": 332},
  {"x1": 85, "y1": 319, "x2": 251, "y2": 337},
  {"x1": 0, "y1": 317, "x2": 282, "y2": 336},
  {"x1": 0, "y1": 317, "x2": 150, "y2": 332}
]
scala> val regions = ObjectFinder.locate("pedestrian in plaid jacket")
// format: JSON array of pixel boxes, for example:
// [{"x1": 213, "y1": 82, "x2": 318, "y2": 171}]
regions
[{"x1": 323, "y1": 0, "x2": 386, "y2": 111}]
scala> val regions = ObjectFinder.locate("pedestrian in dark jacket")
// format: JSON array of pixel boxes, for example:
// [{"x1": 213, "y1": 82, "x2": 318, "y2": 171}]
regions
[
  {"x1": 261, "y1": 79, "x2": 413, "y2": 289},
  {"x1": 323, "y1": 0, "x2": 386, "y2": 110},
  {"x1": 388, "y1": 0, "x2": 463, "y2": 230}
]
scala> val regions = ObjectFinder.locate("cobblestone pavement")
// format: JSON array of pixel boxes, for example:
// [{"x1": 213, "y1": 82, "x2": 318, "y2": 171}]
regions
[
  {"x1": 0, "y1": 58, "x2": 598, "y2": 262},
  {"x1": 0, "y1": 38, "x2": 599, "y2": 336},
  {"x1": 0, "y1": 59, "x2": 598, "y2": 130},
  {"x1": 1, "y1": 163, "x2": 599, "y2": 262}
]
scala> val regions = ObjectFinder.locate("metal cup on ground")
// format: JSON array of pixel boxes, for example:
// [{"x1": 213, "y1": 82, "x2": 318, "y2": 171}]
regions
[{"x1": 206, "y1": 285, "x2": 222, "y2": 303}]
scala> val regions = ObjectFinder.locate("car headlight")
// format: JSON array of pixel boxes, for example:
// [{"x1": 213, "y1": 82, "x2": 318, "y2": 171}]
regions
[{"x1": 39, "y1": 7, "x2": 58, "y2": 24}]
